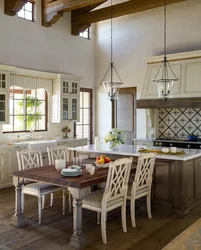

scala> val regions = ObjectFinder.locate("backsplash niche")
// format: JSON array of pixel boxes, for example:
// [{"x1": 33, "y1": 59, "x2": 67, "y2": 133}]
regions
[{"x1": 158, "y1": 108, "x2": 201, "y2": 138}]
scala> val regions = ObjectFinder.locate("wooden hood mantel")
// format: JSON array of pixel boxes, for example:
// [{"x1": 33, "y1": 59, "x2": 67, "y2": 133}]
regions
[{"x1": 137, "y1": 97, "x2": 201, "y2": 109}]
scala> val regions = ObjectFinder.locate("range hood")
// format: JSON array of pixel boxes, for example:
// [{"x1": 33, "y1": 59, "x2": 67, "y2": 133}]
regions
[{"x1": 140, "y1": 50, "x2": 201, "y2": 103}]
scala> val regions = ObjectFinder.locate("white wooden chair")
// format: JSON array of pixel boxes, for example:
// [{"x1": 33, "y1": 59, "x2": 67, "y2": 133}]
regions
[
  {"x1": 47, "y1": 146, "x2": 72, "y2": 212},
  {"x1": 127, "y1": 153, "x2": 156, "y2": 227},
  {"x1": 17, "y1": 149, "x2": 66, "y2": 224},
  {"x1": 82, "y1": 157, "x2": 133, "y2": 244}
]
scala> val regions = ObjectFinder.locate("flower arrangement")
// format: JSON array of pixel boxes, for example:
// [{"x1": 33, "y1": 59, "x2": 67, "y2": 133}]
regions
[
  {"x1": 104, "y1": 128, "x2": 126, "y2": 149},
  {"x1": 63, "y1": 125, "x2": 71, "y2": 138}
]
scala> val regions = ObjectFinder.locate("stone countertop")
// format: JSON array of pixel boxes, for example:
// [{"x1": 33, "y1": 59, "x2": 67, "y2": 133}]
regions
[
  {"x1": 154, "y1": 139, "x2": 201, "y2": 144},
  {"x1": 68, "y1": 144, "x2": 201, "y2": 161},
  {"x1": 132, "y1": 138, "x2": 153, "y2": 142},
  {"x1": 56, "y1": 137, "x2": 87, "y2": 142},
  {"x1": 0, "y1": 137, "x2": 88, "y2": 149}
]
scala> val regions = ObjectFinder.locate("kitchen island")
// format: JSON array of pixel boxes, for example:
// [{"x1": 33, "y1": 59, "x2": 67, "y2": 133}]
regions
[{"x1": 69, "y1": 144, "x2": 201, "y2": 215}]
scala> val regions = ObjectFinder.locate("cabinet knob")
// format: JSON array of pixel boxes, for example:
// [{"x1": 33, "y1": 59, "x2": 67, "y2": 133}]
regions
[
  {"x1": 170, "y1": 143, "x2": 173, "y2": 147},
  {"x1": 187, "y1": 144, "x2": 191, "y2": 148}
]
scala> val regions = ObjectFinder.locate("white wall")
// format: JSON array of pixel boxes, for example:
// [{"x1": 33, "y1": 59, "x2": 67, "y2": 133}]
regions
[
  {"x1": 0, "y1": 0, "x2": 96, "y2": 142},
  {"x1": 95, "y1": 0, "x2": 201, "y2": 138}
]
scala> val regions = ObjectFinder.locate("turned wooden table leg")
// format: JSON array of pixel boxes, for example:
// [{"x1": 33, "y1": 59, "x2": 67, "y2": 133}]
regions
[
  {"x1": 11, "y1": 176, "x2": 27, "y2": 227},
  {"x1": 68, "y1": 187, "x2": 89, "y2": 248}
]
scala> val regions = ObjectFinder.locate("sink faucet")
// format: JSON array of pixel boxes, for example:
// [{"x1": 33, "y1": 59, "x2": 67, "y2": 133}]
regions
[
  {"x1": 17, "y1": 135, "x2": 20, "y2": 142},
  {"x1": 30, "y1": 128, "x2": 34, "y2": 141}
]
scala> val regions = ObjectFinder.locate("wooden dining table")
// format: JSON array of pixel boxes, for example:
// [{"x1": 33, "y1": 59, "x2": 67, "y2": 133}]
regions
[{"x1": 12, "y1": 164, "x2": 109, "y2": 248}]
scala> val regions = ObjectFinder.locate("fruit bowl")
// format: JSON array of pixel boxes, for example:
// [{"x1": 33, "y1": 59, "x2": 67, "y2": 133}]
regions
[
  {"x1": 95, "y1": 162, "x2": 110, "y2": 168},
  {"x1": 95, "y1": 155, "x2": 111, "y2": 168}
]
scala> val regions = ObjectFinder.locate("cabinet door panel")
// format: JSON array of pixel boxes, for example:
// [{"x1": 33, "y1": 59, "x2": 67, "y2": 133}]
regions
[
  {"x1": 71, "y1": 81, "x2": 79, "y2": 95},
  {"x1": 62, "y1": 97, "x2": 69, "y2": 121},
  {"x1": 72, "y1": 98, "x2": 78, "y2": 120},
  {"x1": 195, "y1": 158, "x2": 201, "y2": 198},
  {"x1": 0, "y1": 93, "x2": 8, "y2": 123},
  {"x1": 70, "y1": 97, "x2": 79, "y2": 122},
  {"x1": 0, "y1": 155, "x2": 6, "y2": 183},
  {"x1": 8, "y1": 149, "x2": 19, "y2": 180},
  {"x1": 0, "y1": 72, "x2": 8, "y2": 89},
  {"x1": 0, "y1": 169, "x2": 4, "y2": 182},
  {"x1": 62, "y1": 80, "x2": 70, "y2": 94}
]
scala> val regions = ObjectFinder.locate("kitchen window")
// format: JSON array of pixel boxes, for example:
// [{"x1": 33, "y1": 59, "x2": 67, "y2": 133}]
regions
[
  {"x1": 79, "y1": 28, "x2": 91, "y2": 39},
  {"x1": 17, "y1": 1, "x2": 35, "y2": 22},
  {"x1": 74, "y1": 88, "x2": 93, "y2": 143},
  {"x1": 3, "y1": 86, "x2": 47, "y2": 133}
]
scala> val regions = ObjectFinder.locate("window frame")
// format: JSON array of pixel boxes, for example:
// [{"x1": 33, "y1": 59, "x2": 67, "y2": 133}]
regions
[
  {"x1": 74, "y1": 88, "x2": 93, "y2": 143},
  {"x1": 17, "y1": 0, "x2": 35, "y2": 22},
  {"x1": 3, "y1": 88, "x2": 48, "y2": 134},
  {"x1": 79, "y1": 27, "x2": 91, "y2": 40}
]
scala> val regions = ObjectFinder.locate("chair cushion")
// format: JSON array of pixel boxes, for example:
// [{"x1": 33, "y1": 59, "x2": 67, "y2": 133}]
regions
[
  {"x1": 82, "y1": 190, "x2": 124, "y2": 209},
  {"x1": 23, "y1": 182, "x2": 61, "y2": 194},
  {"x1": 127, "y1": 184, "x2": 149, "y2": 197}
]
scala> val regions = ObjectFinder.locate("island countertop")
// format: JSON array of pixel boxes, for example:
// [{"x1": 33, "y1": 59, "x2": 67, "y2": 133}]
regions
[{"x1": 68, "y1": 144, "x2": 201, "y2": 161}]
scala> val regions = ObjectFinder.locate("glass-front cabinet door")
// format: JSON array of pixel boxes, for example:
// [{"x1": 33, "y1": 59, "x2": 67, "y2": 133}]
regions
[
  {"x1": 62, "y1": 80, "x2": 70, "y2": 95},
  {"x1": 0, "y1": 73, "x2": 7, "y2": 89},
  {"x1": 71, "y1": 81, "x2": 79, "y2": 95},
  {"x1": 62, "y1": 97, "x2": 69, "y2": 121},
  {"x1": 62, "y1": 96, "x2": 79, "y2": 122},
  {"x1": 0, "y1": 93, "x2": 9, "y2": 123},
  {"x1": 0, "y1": 72, "x2": 9, "y2": 124},
  {"x1": 71, "y1": 97, "x2": 79, "y2": 121}
]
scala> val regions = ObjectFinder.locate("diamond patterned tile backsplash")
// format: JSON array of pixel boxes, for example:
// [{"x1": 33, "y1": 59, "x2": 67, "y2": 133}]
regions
[{"x1": 158, "y1": 108, "x2": 201, "y2": 138}]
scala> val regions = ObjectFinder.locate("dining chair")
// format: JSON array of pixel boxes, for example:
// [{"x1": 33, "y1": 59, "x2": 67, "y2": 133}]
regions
[
  {"x1": 47, "y1": 146, "x2": 72, "y2": 212},
  {"x1": 82, "y1": 157, "x2": 133, "y2": 244},
  {"x1": 127, "y1": 153, "x2": 156, "y2": 227},
  {"x1": 16, "y1": 149, "x2": 66, "y2": 224}
]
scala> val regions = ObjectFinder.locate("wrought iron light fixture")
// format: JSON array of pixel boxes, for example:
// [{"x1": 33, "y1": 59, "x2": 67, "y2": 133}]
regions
[
  {"x1": 153, "y1": 0, "x2": 178, "y2": 100},
  {"x1": 101, "y1": 0, "x2": 123, "y2": 101}
]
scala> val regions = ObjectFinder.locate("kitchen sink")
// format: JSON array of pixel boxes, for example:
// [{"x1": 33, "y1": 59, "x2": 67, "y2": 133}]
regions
[{"x1": 28, "y1": 140, "x2": 57, "y2": 153}]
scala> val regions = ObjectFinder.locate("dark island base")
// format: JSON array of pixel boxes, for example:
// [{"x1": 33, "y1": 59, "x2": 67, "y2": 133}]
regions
[{"x1": 98, "y1": 154, "x2": 201, "y2": 215}]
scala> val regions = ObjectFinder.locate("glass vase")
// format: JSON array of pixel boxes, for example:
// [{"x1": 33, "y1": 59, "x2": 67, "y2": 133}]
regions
[{"x1": 109, "y1": 142, "x2": 121, "y2": 151}]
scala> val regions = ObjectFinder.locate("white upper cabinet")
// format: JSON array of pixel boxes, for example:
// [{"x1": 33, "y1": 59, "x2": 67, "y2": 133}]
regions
[
  {"x1": 62, "y1": 95, "x2": 80, "y2": 122},
  {"x1": 61, "y1": 79, "x2": 79, "y2": 96},
  {"x1": 52, "y1": 74, "x2": 82, "y2": 123},
  {"x1": 141, "y1": 50, "x2": 201, "y2": 99},
  {"x1": 0, "y1": 71, "x2": 10, "y2": 124}
]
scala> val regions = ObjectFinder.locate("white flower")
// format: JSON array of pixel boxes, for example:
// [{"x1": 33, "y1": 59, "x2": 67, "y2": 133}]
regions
[{"x1": 104, "y1": 128, "x2": 126, "y2": 148}]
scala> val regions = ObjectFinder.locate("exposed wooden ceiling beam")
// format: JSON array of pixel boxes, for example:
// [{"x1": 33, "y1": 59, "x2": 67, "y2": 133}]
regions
[
  {"x1": 4, "y1": 0, "x2": 28, "y2": 16},
  {"x1": 71, "y1": 0, "x2": 186, "y2": 35},
  {"x1": 42, "y1": 0, "x2": 107, "y2": 27}
]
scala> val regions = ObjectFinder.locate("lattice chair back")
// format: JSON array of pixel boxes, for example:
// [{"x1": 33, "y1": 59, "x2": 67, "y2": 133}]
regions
[
  {"x1": 47, "y1": 146, "x2": 69, "y2": 165},
  {"x1": 103, "y1": 157, "x2": 133, "y2": 207},
  {"x1": 133, "y1": 153, "x2": 156, "y2": 196},
  {"x1": 16, "y1": 149, "x2": 43, "y2": 171}
]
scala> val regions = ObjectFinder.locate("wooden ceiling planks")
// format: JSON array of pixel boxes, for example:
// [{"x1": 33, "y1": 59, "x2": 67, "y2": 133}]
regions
[{"x1": 4, "y1": 0, "x2": 28, "y2": 16}]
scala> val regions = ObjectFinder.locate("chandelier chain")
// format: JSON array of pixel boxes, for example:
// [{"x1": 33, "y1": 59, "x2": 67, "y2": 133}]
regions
[
  {"x1": 164, "y1": 0, "x2": 167, "y2": 59},
  {"x1": 111, "y1": 0, "x2": 113, "y2": 64}
]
